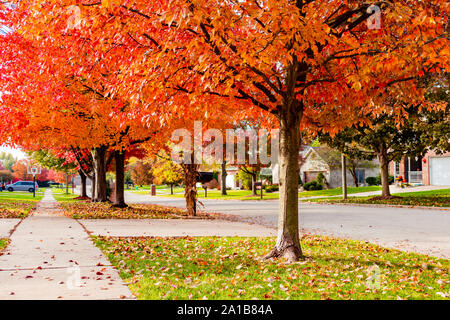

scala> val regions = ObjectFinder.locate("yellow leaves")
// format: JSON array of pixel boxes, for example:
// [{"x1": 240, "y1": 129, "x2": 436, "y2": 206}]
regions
[{"x1": 101, "y1": 0, "x2": 121, "y2": 8}]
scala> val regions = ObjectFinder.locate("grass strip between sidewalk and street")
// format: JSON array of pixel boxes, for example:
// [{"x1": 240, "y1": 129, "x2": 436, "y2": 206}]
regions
[
  {"x1": 301, "y1": 188, "x2": 450, "y2": 207},
  {"x1": 0, "y1": 238, "x2": 9, "y2": 255},
  {"x1": 52, "y1": 190, "x2": 212, "y2": 219},
  {"x1": 93, "y1": 235, "x2": 449, "y2": 300},
  {"x1": 139, "y1": 186, "x2": 382, "y2": 200},
  {"x1": 0, "y1": 191, "x2": 44, "y2": 218}
]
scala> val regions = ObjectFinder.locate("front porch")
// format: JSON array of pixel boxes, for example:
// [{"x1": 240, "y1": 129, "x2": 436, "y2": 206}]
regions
[{"x1": 393, "y1": 156, "x2": 424, "y2": 185}]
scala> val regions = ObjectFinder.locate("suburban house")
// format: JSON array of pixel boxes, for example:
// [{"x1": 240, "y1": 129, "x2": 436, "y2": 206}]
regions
[
  {"x1": 390, "y1": 150, "x2": 450, "y2": 186},
  {"x1": 299, "y1": 146, "x2": 379, "y2": 189}
]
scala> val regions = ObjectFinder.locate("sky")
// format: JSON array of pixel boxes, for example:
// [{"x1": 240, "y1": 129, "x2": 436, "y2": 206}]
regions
[{"x1": 0, "y1": 145, "x2": 27, "y2": 160}]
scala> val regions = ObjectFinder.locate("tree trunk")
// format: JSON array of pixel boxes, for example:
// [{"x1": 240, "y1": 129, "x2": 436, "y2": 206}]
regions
[
  {"x1": 90, "y1": 175, "x2": 96, "y2": 201},
  {"x1": 378, "y1": 148, "x2": 391, "y2": 197},
  {"x1": 79, "y1": 170, "x2": 88, "y2": 198},
  {"x1": 92, "y1": 146, "x2": 108, "y2": 202},
  {"x1": 221, "y1": 161, "x2": 227, "y2": 196},
  {"x1": 341, "y1": 153, "x2": 347, "y2": 200},
  {"x1": 251, "y1": 173, "x2": 257, "y2": 196},
  {"x1": 65, "y1": 174, "x2": 69, "y2": 195},
  {"x1": 170, "y1": 184, "x2": 174, "y2": 195},
  {"x1": 349, "y1": 167, "x2": 359, "y2": 187},
  {"x1": 182, "y1": 163, "x2": 198, "y2": 216},
  {"x1": 265, "y1": 101, "x2": 303, "y2": 263},
  {"x1": 113, "y1": 151, "x2": 127, "y2": 208}
]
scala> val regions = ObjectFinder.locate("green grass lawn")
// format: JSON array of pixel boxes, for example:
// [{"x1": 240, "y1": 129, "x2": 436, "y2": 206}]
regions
[
  {"x1": 0, "y1": 190, "x2": 44, "y2": 201},
  {"x1": 144, "y1": 186, "x2": 382, "y2": 201},
  {"x1": 51, "y1": 188, "x2": 80, "y2": 203},
  {"x1": 0, "y1": 238, "x2": 9, "y2": 255},
  {"x1": 302, "y1": 188, "x2": 450, "y2": 207},
  {"x1": 132, "y1": 186, "x2": 185, "y2": 195},
  {"x1": 93, "y1": 235, "x2": 449, "y2": 300},
  {"x1": 0, "y1": 190, "x2": 44, "y2": 218}
]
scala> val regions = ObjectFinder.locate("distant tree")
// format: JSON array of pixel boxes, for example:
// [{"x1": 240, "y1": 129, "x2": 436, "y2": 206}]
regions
[
  {"x1": 0, "y1": 152, "x2": 16, "y2": 171},
  {"x1": 0, "y1": 170, "x2": 14, "y2": 183},
  {"x1": 29, "y1": 150, "x2": 77, "y2": 194},
  {"x1": 152, "y1": 158, "x2": 183, "y2": 195},
  {"x1": 320, "y1": 106, "x2": 448, "y2": 197},
  {"x1": 238, "y1": 166, "x2": 261, "y2": 196},
  {"x1": 320, "y1": 76, "x2": 449, "y2": 197},
  {"x1": 128, "y1": 160, "x2": 153, "y2": 186},
  {"x1": 11, "y1": 160, "x2": 30, "y2": 180}
]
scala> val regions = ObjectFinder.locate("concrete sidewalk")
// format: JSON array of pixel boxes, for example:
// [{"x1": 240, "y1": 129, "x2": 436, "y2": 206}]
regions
[{"x1": 0, "y1": 190, "x2": 133, "y2": 300}]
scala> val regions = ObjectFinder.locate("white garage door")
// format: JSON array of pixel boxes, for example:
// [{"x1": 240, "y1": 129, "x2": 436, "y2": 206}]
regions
[{"x1": 430, "y1": 157, "x2": 450, "y2": 186}]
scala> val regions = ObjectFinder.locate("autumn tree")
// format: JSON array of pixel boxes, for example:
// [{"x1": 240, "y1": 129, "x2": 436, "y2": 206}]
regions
[
  {"x1": 151, "y1": 156, "x2": 183, "y2": 195},
  {"x1": 0, "y1": 170, "x2": 14, "y2": 183},
  {"x1": 129, "y1": 160, "x2": 153, "y2": 187},
  {"x1": 1, "y1": 1, "x2": 448, "y2": 262},
  {"x1": 0, "y1": 152, "x2": 16, "y2": 171},
  {"x1": 0, "y1": 2, "x2": 168, "y2": 206},
  {"x1": 67, "y1": 0, "x2": 446, "y2": 262}
]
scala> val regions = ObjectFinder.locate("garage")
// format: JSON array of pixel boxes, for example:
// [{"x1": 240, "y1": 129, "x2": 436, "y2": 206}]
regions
[{"x1": 430, "y1": 157, "x2": 450, "y2": 185}]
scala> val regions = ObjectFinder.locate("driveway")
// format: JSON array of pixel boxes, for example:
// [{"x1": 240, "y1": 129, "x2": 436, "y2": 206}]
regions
[{"x1": 124, "y1": 191, "x2": 450, "y2": 259}]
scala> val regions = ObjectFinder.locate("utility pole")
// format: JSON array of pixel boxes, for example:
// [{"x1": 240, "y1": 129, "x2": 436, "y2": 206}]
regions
[{"x1": 342, "y1": 153, "x2": 347, "y2": 200}]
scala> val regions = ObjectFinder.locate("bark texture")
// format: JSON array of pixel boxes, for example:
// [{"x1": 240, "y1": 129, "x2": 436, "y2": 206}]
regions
[
  {"x1": 265, "y1": 100, "x2": 303, "y2": 263},
  {"x1": 113, "y1": 151, "x2": 127, "y2": 208},
  {"x1": 79, "y1": 170, "x2": 88, "y2": 198},
  {"x1": 93, "y1": 146, "x2": 108, "y2": 202},
  {"x1": 378, "y1": 147, "x2": 391, "y2": 197},
  {"x1": 182, "y1": 163, "x2": 199, "y2": 216},
  {"x1": 251, "y1": 173, "x2": 257, "y2": 196},
  {"x1": 221, "y1": 161, "x2": 227, "y2": 195}
]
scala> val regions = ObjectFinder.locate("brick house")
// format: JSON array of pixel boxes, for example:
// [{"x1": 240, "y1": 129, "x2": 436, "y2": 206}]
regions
[{"x1": 389, "y1": 150, "x2": 450, "y2": 186}]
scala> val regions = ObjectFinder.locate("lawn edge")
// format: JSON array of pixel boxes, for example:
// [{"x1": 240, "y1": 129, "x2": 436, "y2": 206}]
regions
[{"x1": 300, "y1": 201, "x2": 450, "y2": 211}]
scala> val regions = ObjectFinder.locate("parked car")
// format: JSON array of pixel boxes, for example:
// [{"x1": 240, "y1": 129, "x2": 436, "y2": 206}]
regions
[{"x1": 6, "y1": 181, "x2": 39, "y2": 193}]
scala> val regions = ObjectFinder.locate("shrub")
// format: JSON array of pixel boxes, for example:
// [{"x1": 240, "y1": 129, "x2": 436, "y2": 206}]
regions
[
  {"x1": 366, "y1": 174, "x2": 394, "y2": 186},
  {"x1": 303, "y1": 181, "x2": 323, "y2": 191},
  {"x1": 264, "y1": 185, "x2": 279, "y2": 193},
  {"x1": 316, "y1": 172, "x2": 326, "y2": 187},
  {"x1": 366, "y1": 176, "x2": 377, "y2": 186},
  {"x1": 375, "y1": 174, "x2": 394, "y2": 185}
]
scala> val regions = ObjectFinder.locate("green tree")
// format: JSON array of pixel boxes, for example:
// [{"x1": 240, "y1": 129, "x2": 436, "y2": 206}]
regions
[
  {"x1": 0, "y1": 152, "x2": 16, "y2": 171},
  {"x1": 152, "y1": 159, "x2": 183, "y2": 195}
]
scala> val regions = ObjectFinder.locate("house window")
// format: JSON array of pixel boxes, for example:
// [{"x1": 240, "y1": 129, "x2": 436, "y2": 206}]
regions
[
  {"x1": 394, "y1": 162, "x2": 400, "y2": 177},
  {"x1": 355, "y1": 169, "x2": 365, "y2": 185}
]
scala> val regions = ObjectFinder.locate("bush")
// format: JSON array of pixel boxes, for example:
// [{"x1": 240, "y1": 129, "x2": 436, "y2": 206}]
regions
[
  {"x1": 303, "y1": 181, "x2": 323, "y2": 191},
  {"x1": 316, "y1": 172, "x2": 326, "y2": 187},
  {"x1": 264, "y1": 185, "x2": 279, "y2": 193},
  {"x1": 366, "y1": 176, "x2": 377, "y2": 186},
  {"x1": 366, "y1": 174, "x2": 394, "y2": 186},
  {"x1": 375, "y1": 174, "x2": 394, "y2": 185},
  {"x1": 236, "y1": 170, "x2": 252, "y2": 190}
]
